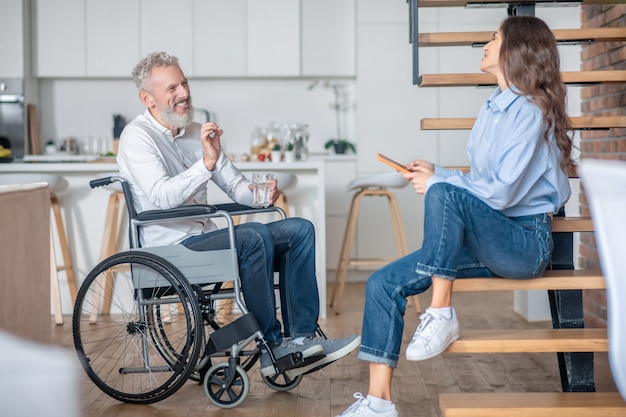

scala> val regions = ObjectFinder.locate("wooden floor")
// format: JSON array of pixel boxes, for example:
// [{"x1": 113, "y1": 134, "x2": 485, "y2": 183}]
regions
[{"x1": 51, "y1": 282, "x2": 618, "y2": 417}]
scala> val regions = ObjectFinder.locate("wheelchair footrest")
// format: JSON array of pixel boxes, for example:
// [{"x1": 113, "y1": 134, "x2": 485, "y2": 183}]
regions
[
  {"x1": 206, "y1": 312, "x2": 260, "y2": 355},
  {"x1": 274, "y1": 351, "x2": 326, "y2": 373}
]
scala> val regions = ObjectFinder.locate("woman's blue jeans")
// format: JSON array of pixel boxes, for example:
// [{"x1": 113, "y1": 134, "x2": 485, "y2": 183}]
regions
[
  {"x1": 182, "y1": 217, "x2": 319, "y2": 346},
  {"x1": 358, "y1": 182, "x2": 553, "y2": 367}
]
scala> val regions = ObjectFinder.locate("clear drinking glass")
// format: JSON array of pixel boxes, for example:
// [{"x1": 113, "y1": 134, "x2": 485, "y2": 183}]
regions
[{"x1": 252, "y1": 172, "x2": 273, "y2": 207}]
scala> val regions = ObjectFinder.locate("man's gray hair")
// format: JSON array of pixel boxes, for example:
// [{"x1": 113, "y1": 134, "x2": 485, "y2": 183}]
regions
[{"x1": 132, "y1": 52, "x2": 179, "y2": 91}]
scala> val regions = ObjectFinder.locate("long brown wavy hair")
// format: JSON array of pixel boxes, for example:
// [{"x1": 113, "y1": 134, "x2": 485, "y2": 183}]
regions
[{"x1": 499, "y1": 16, "x2": 575, "y2": 175}]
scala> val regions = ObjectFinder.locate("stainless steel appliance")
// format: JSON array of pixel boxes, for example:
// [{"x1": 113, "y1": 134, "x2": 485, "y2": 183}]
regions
[{"x1": 0, "y1": 79, "x2": 25, "y2": 158}]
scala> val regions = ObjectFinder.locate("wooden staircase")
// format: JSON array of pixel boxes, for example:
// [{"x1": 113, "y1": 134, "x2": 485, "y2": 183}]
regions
[
  {"x1": 418, "y1": 0, "x2": 622, "y2": 6},
  {"x1": 418, "y1": 70, "x2": 626, "y2": 87},
  {"x1": 439, "y1": 392, "x2": 626, "y2": 417},
  {"x1": 409, "y1": 0, "x2": 626, "y2": 415},
  {"x1": 422, "y1": 116, "x2": 626, "y2": 130},
  {"x1": 419, "y1": 27, "x2": 626, "y2": 46}
]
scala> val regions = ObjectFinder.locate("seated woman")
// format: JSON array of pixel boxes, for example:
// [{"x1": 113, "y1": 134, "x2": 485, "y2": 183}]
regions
[{"x1": 337, "y1": 15, "x2": 574, "y2": 417}]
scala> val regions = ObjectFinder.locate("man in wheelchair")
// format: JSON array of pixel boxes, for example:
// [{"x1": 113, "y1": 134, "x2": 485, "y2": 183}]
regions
[{"x1": 116, "y1": 51, "x2": 360, "y2": 379}]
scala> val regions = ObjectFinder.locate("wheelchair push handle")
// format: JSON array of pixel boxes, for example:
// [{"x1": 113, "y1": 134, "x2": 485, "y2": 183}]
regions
[{"x1": 90, "y1": 175, "x2": 124, "y2": 189}]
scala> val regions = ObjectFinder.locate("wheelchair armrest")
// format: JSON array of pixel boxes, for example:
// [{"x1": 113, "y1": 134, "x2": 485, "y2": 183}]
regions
[
  {"x1": 136, "y1": 204, "x2": 218, "y2": 221},
  {"x1": 214, "y1": 203, "x2": 286, "y2": 219}
]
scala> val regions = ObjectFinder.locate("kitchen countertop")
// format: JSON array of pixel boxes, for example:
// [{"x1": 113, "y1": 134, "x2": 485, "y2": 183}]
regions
[
  {"x1": 1, "y1": 157, "x2": 329, "y2": 318},
  {"x1": 0, "y1": 159, "x2": 332, "y2": 173}
]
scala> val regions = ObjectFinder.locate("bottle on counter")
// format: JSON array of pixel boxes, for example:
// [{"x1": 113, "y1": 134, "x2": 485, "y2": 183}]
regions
[
  {"x1": 250, "y1": 127, "x2": 266, "y2": 157},
  {"x1": 292, "y1": 123, "x2": 309, "y2": 161}
]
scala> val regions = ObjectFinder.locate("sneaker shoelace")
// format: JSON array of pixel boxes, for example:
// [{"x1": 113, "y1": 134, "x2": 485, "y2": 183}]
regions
[
  {"x1": 280, "y1": 336, "x2": 308, "y2": 348},
  {"x1": 411, "y1": 309, "x2": 440, "y2": 342},
  {"x1": 339, "y1": 392, "x2": 369, "y2": 416}
]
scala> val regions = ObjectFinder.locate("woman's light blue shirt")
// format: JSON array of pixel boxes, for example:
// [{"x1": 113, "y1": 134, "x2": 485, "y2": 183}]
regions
[{"x1": 428, "y1": 87, "x2": 571, "y2": 217}]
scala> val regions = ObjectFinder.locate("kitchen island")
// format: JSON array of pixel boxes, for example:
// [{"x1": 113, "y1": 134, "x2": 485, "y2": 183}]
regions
[{"x1": 0, "y1": 160, "x2": 327, "y2": 318}]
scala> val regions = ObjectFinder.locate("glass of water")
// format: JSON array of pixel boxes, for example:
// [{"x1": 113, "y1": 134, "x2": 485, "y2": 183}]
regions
[{"x1": 252, "y1": 172, "x2": 273, "y2": 207}]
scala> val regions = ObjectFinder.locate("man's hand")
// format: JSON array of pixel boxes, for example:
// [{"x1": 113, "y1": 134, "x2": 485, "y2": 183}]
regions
[
  {"x1": 200, "y1": 122, "x2": 223, "y2": 171},
  {"x1": 268, "y1": 179, "x2": 279, "y2": 205},
  {"x1": 247, "y1": 179, "x2": 279, "y2": 205}
]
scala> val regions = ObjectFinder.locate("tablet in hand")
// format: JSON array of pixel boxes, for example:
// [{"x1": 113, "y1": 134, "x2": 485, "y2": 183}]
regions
[{"x1": 377, "y1": 153, "x2": 409, "y2": 173}]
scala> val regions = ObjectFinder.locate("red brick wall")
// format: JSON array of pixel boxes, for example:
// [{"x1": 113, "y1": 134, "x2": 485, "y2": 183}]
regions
[{"x1": 580, "y1": 4, "x2": 626, "y2": 329}]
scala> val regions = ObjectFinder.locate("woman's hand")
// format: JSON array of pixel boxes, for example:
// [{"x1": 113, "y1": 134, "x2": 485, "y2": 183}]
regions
[
  {"x1": 403, "y1": 160, "x2": 435, "y2": 195},
  {"x1": 200, "y1": 122, "x2": 223, "y2": 171},
  {"x1": 406, "y1": 159, "x2": 435, "y2": 173}
]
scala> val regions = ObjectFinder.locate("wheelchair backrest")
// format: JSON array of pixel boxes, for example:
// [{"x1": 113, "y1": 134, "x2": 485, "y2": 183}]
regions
[{"x1": 90, "y1": 175, "x2": 241, "y2": 285}]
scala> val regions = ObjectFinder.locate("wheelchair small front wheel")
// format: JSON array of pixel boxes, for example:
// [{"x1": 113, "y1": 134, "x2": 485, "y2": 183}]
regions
[
  {"x1": 262, "y1": 371, "x2": 302, "y2": 392},
  {"x1": 203, "y1": 362, "x2": 250, "y2": 408}
]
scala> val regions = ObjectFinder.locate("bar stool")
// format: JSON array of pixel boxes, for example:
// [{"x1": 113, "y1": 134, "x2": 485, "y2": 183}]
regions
[
  {"x1": 90, "y1": 176, "x2": 126, "y2": 321},
  {"x1": 329, "y1": 172, "x2": 420, "y2": 314},
  {"x1": 97, "y1": 176, "x2": 126, "y2": 262},
  {"x1": 0, "y1": 173, "x2": 77, "y2": 325}
]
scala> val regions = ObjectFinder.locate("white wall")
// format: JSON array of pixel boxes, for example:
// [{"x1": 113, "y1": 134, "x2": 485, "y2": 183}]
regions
[{"x1": 38, "y1": 77, "x2": 355, "y2": 157}]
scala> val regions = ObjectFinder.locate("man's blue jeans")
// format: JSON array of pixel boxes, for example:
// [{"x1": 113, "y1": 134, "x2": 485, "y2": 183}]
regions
[
  {"x1": 182, "y1": 217, "x2": 319, "y2": 346},
  {"x1": 358, "y1": 183, "x2": 553, "y2": 367}
]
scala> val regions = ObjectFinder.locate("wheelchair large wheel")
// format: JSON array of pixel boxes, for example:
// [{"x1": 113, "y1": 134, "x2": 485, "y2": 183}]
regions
[{"x1": 72, "y1": 251, "x2": 203, "y2": 404}]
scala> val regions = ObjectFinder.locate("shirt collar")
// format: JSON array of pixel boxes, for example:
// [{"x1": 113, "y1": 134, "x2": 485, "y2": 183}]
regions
[
  {"x1": 143, "y1": 109, "x2": 186, "y2": 139},
  {"x1": 486, "y1": 86, "x2": 521, "y2": 113}
]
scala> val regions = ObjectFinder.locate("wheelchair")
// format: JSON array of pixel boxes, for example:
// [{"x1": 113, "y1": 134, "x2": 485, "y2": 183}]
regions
[{"x1": 72, "y1": 176, "x2": 327, "y2": 408}]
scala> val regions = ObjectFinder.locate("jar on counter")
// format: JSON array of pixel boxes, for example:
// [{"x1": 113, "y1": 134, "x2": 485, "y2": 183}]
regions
[
  {"x1": 292, "y1": 123, "x2": 309, "y2": 161},
  {"x1": 60, "y1": 137, "x2": 78, "y2": 154},
  {"x1": 250, "y1": 127, "x2": 266, "y2": 156}
]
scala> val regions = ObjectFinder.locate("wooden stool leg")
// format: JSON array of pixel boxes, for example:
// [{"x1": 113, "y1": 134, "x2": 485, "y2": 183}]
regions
[
  {"x1": 102, "y1": 192, "x2": 123, "y2": 315},
  {"x1": 274, "y1": 191, "x2": 290, "y2": 217},
  {"x1": 50, "y1": 194, "x2": 77, "y2": 302},
  {"x1": 50, "y1": 232, "x2": 63, "y2": 325},
  {"x1": 90, "y1": 191, "x2": 125, "y2": 323},
  {"x1": 330, "y1": 190, "x2": 364, "y2": 314}
]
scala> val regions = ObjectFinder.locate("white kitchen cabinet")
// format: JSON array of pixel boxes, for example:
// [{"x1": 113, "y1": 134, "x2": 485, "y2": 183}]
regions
[
  {"x1": 301, "y1": 0, "x2": 355, "y2": 77},
  {"x1": 193, "y1": 0, "x2": 246, "y2": 77},
  {"x1": 32, "y1": 0, "x2": 356, "y2": 79},
  {"x1": 140, "y1": 0, "x2": 193, "y2": 73},
  {"x1": 86, "y1": 0, "x2": 140, "y2": 77},
  {"x1": 0, "y1": 0, "x2": 25, "y2": 77},
  {"x1": 247, "y1": 0, "x2": 300, "y2": 77},
  {"x1": 34, "y1": 0, "x2": 85, "y2": 77}
]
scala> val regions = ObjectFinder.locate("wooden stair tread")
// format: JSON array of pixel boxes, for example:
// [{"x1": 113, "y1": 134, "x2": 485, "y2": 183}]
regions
[
  {"x1": 419, "y1": 28, "x2": 626, "y2": 46},
  {"x1": 552, "y1": 216, "x2": 593, "y2": 232},
  {"x1": 443, "y1": 161, "x2": 587, "y2": 180},
  {"x1": 453, "y1": 269, "x2": 604, "y2": 291},
  {"x1": 439, "y1": 392, "x2": 626, "y2": 417},
  {"x1": 422, "y1": 116, "x2": 626, "y2": 130},
  {"x1": 419, "y1": 0, "x2": 615, "y2": 7},
  {"x1": 418, "y1": 71, "x2": 626, "y2": 87},
  {"x1": 446, "y1": 328, "x2": 607, "y2": 353}
]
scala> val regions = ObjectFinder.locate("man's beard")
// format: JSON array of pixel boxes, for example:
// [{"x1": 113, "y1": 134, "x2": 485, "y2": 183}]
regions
[{"x1": 160, "y1": 100, "x2": 195, "y2": 129}]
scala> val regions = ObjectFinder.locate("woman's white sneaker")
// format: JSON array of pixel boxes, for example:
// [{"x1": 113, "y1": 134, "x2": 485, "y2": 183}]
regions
[
  {"x1": 405, "y1": 307, "x2": 459, "y2": 361},
  {"x1": 336, "y1": 393, "x2": 398, "y2": 417}
]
